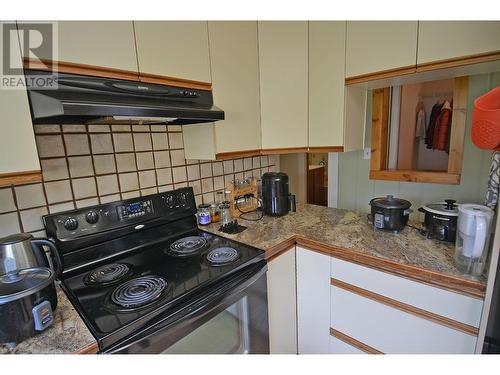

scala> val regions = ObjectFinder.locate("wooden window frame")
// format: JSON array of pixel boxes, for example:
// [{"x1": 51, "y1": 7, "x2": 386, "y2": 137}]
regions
[{"x1": 369, "y1": 76, "x2": 468, "y2": 185}]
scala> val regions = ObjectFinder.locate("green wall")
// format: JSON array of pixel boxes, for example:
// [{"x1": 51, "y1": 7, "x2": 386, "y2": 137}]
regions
[{"x1": 338, "y1": 72, "x2": 500, "y2": 219}]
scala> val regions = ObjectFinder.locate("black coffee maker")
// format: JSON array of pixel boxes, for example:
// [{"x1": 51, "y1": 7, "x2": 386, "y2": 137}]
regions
[{"x1": 261, "y1": 172, "x2": 296, "y2": 217}]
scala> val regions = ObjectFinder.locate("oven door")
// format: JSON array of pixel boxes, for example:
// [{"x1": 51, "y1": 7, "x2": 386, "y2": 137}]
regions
[{"x1": 104, "y1": 261, "x2": 269, "y2": 354}]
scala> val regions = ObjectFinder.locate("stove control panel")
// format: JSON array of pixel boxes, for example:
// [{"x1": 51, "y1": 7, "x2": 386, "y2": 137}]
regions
[{"x1": 117, "y1": 200, "x2": 154, "y2": 221}]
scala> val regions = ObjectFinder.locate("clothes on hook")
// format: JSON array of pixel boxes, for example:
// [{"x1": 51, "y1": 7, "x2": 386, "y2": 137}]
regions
[{"x1": 425, "y1": 100, "x2": 453, "y2": 152}]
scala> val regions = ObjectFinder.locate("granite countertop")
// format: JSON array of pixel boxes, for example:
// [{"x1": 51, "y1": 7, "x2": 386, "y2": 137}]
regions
[
  {"x1": 0, "y1": 283, "x2": 97, "y2": 354},
  {"x1": 203, "y1": 204, "x2": 487, "y2": 297}
]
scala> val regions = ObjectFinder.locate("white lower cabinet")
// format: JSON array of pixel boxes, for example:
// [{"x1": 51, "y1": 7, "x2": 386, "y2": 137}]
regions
[
  {"x1": 329, "y1": 336, "x2": 365, "y2": 354},
  {"x1": 267, "y1": 247, "x2": 297, "y2": 354},
  {"x1": 296, "y1": 247, "x2": 331, "y2": 354}
]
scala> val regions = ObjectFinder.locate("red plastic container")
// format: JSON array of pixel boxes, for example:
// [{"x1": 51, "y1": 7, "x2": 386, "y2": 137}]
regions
[{"x1": 472, "y1": 87, "x2": 500, "y2": 151}]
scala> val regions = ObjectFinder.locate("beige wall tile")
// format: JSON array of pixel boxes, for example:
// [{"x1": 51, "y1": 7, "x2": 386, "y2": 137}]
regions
[
  {"x1": 119, "y1": 173, "x2": 139, "y2": 192},
  {"x1": 172, "y1": 167, "x2": 187, "y2": 183},
  {"x1": 168, "y1": 132, "x2": 184, "y2": 149},
  {"x1": 168, "y1": 125, "x2": 182, "y2": 132},
  {"x1": 121, "y1": 190, "x2": 140, "y2": 199},
  {"x1": 14, "y1": 184, "x2": 46, "y2": 209},
  {"x1": 44, "y1": 180, "x2": 73, "y2": 204},
  {"x1": 200, "y1": 163, "x2": 212, "y2": 178},
  {"x1": 141, "y1": 187, "x2": 158, "y2": 196},
  {"x1": 195, "y1": 195, "x2": 203, "y2": 207},
  {"x1": 133, "y1": 133, "x2": 153, "y2": 151},
  {"x1": 201, "y1": 178, "x2": 213, "y2": 193},
  {"x1": 64, "y1": 134, "x2": 90, "y2": 156},
  {"x1": 244, "y1": 157, "x2": 253, "y2": 170},
  {"x1": 158, "y1": 184, "x2": 174, "y2": 193},
  {"x1": 48, "y1": 201, "x2": 76, "y2": 214},
  {"x1": 156, "y1": 169, "x2": 172, "y2": 185},
  {"x1": 97, "y1": 175, "x2": 119, "y2": 196},
  {"x1": 213, "y1": 176, "x2": 224, "y2": 191},
  {"x1": 203, "y1": 192, "x2": 214, "y2": 204},
  {"x1": 0, "y1": 212, "x2": 21, "y2": 236},
  {"x1": 132, "y1": 125, "x2": 150, "y2": 132},
  {"x1": 187, "y1": 165, "x2": 200, "y2": 181},
  {"x1": 174, "y1": 182, "x2": 188, "y2": 189},
  {"x1": 189, "y1": 180, "x2": 202, "y2": 195},
  {"x1": 72, "y1": 177, "x2": 97, "y2": 199},
  {"x1": 111, "y1": 125, "x2": 131, "y2": 132},
  {"x1": 100, "y1": 194, "x2": 121, "y2": 203},
  {"x1": 90, "y1": 133, "x2": 114, "y2": 154},
  {"x1": 152, "y1": 133, "x2": 169, "y2": 150},
  {"x1": 212, "y1": 162, "x2": 223, "y2": 176},
  {"x1": 261, "y1": 156, "x2": 269, "y2": 166},
  {"x1": 34, "y1": 125, "x2": 61, "y2": 134},
  {"x1": 88, "y1": 125, "x2": 110, "y2": 133},
  {"x1": 138, "y1": 170, "x2": 156, "y2": 189},
  {"x1": 62, "y1": 125, "x2": 86, "y2": 133},
  {"x1": 170, "y1": 149, "x2": 186, "y2": 166},
  {"x1": 151, "y1": 125, "x2": 167, "y2": 132},
  {"x1": 41, "y1": 158, "x2": 69, "y2": 181},
  {"x1": 154, "y1": 151, "x2": 170, "y2": 168},
  {"x1": 235, "y1": 172, "x2": 244, "y2": 181},
  {"x1": 116, "y1": 153, "x2": 137, "y2": 173},
  {"x1": 234, "y1": 159, "x2": 243, "y2": 172},
  {"x1": 68, "y1": 156, "x2": 94, "y2": 178},
  {"x1": 36, "y1": 135, "x2": 65, "y2": 157},
  {"x1": 223, "y1": 160, "x2": 234, "y2": 174},
  {"x1": 20, "y1": 206, "x2": 48, "y2": 232},
  {"x1": 93, "y1": 155, "x2": 116, "y2": 175},
  {"x1": 253, "y1": 157, "x2": 261, "y2": 169},
  {"x1": 224, "y1": 174, "x2": 235, "y2": 185},
  {"x1": 0, "y1": 188, "x2": 16, "y2": 213},
  {"x1": 136, "y1": 152, "x2": 154, "y2": 170},
  {"x1": 76, "y1": 198, "x2": 99, "y2": 209},
  {"x1": 113, "y1": 133, "x2": 134, "y2": 152}
]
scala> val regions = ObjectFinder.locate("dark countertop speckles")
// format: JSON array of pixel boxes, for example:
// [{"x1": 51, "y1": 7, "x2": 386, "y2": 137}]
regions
[{"x1": 0, "y1": 283, "x2": 97, "y2": 354}]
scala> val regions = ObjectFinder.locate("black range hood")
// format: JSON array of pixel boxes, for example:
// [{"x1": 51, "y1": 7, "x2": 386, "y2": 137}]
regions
[{"x1": 24, "y1": 70, "x2": 225, "y2": 125}]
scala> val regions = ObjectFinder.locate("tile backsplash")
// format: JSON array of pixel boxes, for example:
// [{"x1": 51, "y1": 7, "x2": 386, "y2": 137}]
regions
[{"x1": 0, "y1": 124, "x2": 278, "y2": 237}]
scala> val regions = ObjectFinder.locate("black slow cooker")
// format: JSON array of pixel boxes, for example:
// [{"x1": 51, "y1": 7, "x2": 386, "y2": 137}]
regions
[
  {"x1": 418, "y1": 199, "x2": 459, "y2": 242},
  {"x1": 369, "y1": 195, "x2": 412, "y2": 233}
]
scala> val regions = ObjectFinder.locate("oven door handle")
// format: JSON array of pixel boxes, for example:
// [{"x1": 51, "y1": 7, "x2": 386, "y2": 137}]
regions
[{"x1": 104, "y1": 260, "x2": 267, "y2": 353}]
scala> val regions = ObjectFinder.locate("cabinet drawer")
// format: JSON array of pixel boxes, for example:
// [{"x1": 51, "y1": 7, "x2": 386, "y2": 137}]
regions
[
  {"x1": 329, "y1": 335, "x2": 365, "y2": 354},
  {"x1": 330, "y1": 257, "x2": 483, "y2": 327},
  {"x1": 330, "y1": 285, "x2": 477, "y2": 354}
]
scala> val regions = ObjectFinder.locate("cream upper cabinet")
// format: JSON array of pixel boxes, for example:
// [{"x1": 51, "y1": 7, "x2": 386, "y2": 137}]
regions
[
  {"x1": 258, "y1": 21, "x2": 308, "y2": 150},
  {"x1": 0, "y1": 23, "x2": 40, "y2": 179},
  {"x1": 308, "y1": 21, "x2": 346, "y2": 148},
  {"x1": 345, "y1": 21, "x2": 418, "y2": 78},
  {"x1": 183, "y1": 21, "x2": 261, "y2": 160},
  {"x1": 417, "y1": 21, "x2": 500, "y2": 64},
  {"x1": 19, "y1": 21, "x2": 138, "y2": 71},
  {"x1": 134, "y1": 21, "x2": 211, "y2": 83}
]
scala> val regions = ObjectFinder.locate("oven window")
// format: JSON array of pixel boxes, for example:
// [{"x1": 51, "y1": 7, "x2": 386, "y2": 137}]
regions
[{"x1": 162, "y1": 297, "x2": 250, "y2": 354}]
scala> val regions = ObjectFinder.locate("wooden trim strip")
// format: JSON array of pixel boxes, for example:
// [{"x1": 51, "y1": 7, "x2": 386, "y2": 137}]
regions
[
  {"x1": 216, "y1": 149, "x2": 263, "y2": 160},
  {"x1": 0, "y1": 170, "x2": 42, "y2": 187},
  {"x1": 295, "y1": 236, "x2": 485, "y2": 299},
  {"x1": 261, "y1": 147, "x2": 309, "y2": 155},
  {"x1": 330, "y1": 328, "x2": 383, "y2": 354},
  {"x1": 307, "y1": 146, "x2": 344, "y2": 153},
  {"x1": 331, "y1": 278, "x2": 480, "y2": 336},
  {"x1": 369, "y1": 170, "x2": 461, "y2": 185},
  {"x1": 23, "y1": 58, "x2": 212, "y2": 91},
  {"x1": 265, "y1": 237, "x2": 297, "y2": 262},
  {"x1": 417, "y1": 50, "x2": 500, "y2": 73},
  {"x1": 75, "y1": 342, "x2": 99, "y2": 354},
  {"x1": 345, "y1": 66, "x2": 416, "y2": 86}
]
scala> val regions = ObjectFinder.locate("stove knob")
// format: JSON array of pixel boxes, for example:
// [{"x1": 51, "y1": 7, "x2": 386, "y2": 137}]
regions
[
  {"x1": 64, "y1": 218, "x2": 78, "y2": 231},
  {"x1": 165, "y1": 195, "x2": 175, "y2": 208},
  {"x1": 178, "y1": 193, "x2": 187, "y2": 206},
  {"x1": 85, "y1": 211, "x2": 99, "y2": 224}
]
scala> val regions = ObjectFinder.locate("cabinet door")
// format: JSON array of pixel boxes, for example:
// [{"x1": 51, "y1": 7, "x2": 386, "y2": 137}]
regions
[
  {"x1": 309, "y1": 21, "x2": 346, "y2": 148},
  {"x1": 296, "y1": 247, "x2": 330, "y2": 354},
  {"x1": 417, "y1": 21, "x2": 500, "y2": 64},
  {"x1": 345, "y1": 21, "x2": 418, "y2": 78},
  {"x1": 0, "y1": 23, "x2": 40, "y2": 180},
  {"x1": 267, "y1": 248, "x2": 297, "y2": 354},
  {"x1": 258, "y1": 22, "x2": 308, "y2": 150},
  {"x1": 19, "y1": 21, "x2": 138, "y2": 71},
  {"x1": 134, "y1": 21, "x2": 211, "y2": 83},
  {"x1": 183, "y1": 21, "x2": 261, "y2": 160}
]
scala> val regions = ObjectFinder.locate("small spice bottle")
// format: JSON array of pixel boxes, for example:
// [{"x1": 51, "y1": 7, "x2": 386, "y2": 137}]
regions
[
  {"x1": 197, "y1": 204, "x2": 211, "y2": 225},
  {"x1": 209, "y1": 203, "x2": 220, "y2": 223}
]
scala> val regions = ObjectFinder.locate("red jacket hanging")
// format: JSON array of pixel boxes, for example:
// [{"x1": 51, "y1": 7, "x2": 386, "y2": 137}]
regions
[{"x1": 432, "y1": 101, "x2": 452, "y2": 150}]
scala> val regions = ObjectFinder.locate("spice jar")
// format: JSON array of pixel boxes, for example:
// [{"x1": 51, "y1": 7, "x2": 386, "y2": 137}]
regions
[
  {"x1": 219, "y1": 202, "x2": 231, "y2": 226},
  {"x1": 197, "y1": 204, "x2": 211, "y2": 225},
  {"x1": 209, "y1": 203, "x2": 220, "y2": 223}
]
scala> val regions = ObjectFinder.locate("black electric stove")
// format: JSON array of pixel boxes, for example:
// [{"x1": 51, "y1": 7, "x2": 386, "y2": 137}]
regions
[{"x1": 43, "y1": 187, "x2": 268, "y2": 353}]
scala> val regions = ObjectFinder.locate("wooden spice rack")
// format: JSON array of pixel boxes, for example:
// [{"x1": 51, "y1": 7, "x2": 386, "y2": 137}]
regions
[{"x1": 225, "y1": 179, "x2": 258, "y2": 218}]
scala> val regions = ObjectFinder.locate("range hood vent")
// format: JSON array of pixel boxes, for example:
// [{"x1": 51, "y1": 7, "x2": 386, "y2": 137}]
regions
[{"x1": 25, "y1": 70, "x2": 225, "y2": 125}]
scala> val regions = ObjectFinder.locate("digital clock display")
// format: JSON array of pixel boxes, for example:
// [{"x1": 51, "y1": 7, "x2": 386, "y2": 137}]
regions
[{"x1": 127, "y1": 202, "x2": 142, "y2": 213}]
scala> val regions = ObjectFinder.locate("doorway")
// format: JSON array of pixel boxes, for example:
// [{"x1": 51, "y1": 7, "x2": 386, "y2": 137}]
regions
[{"x1": 306, "y1": 153, "x2": 328, "y2": 206}]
